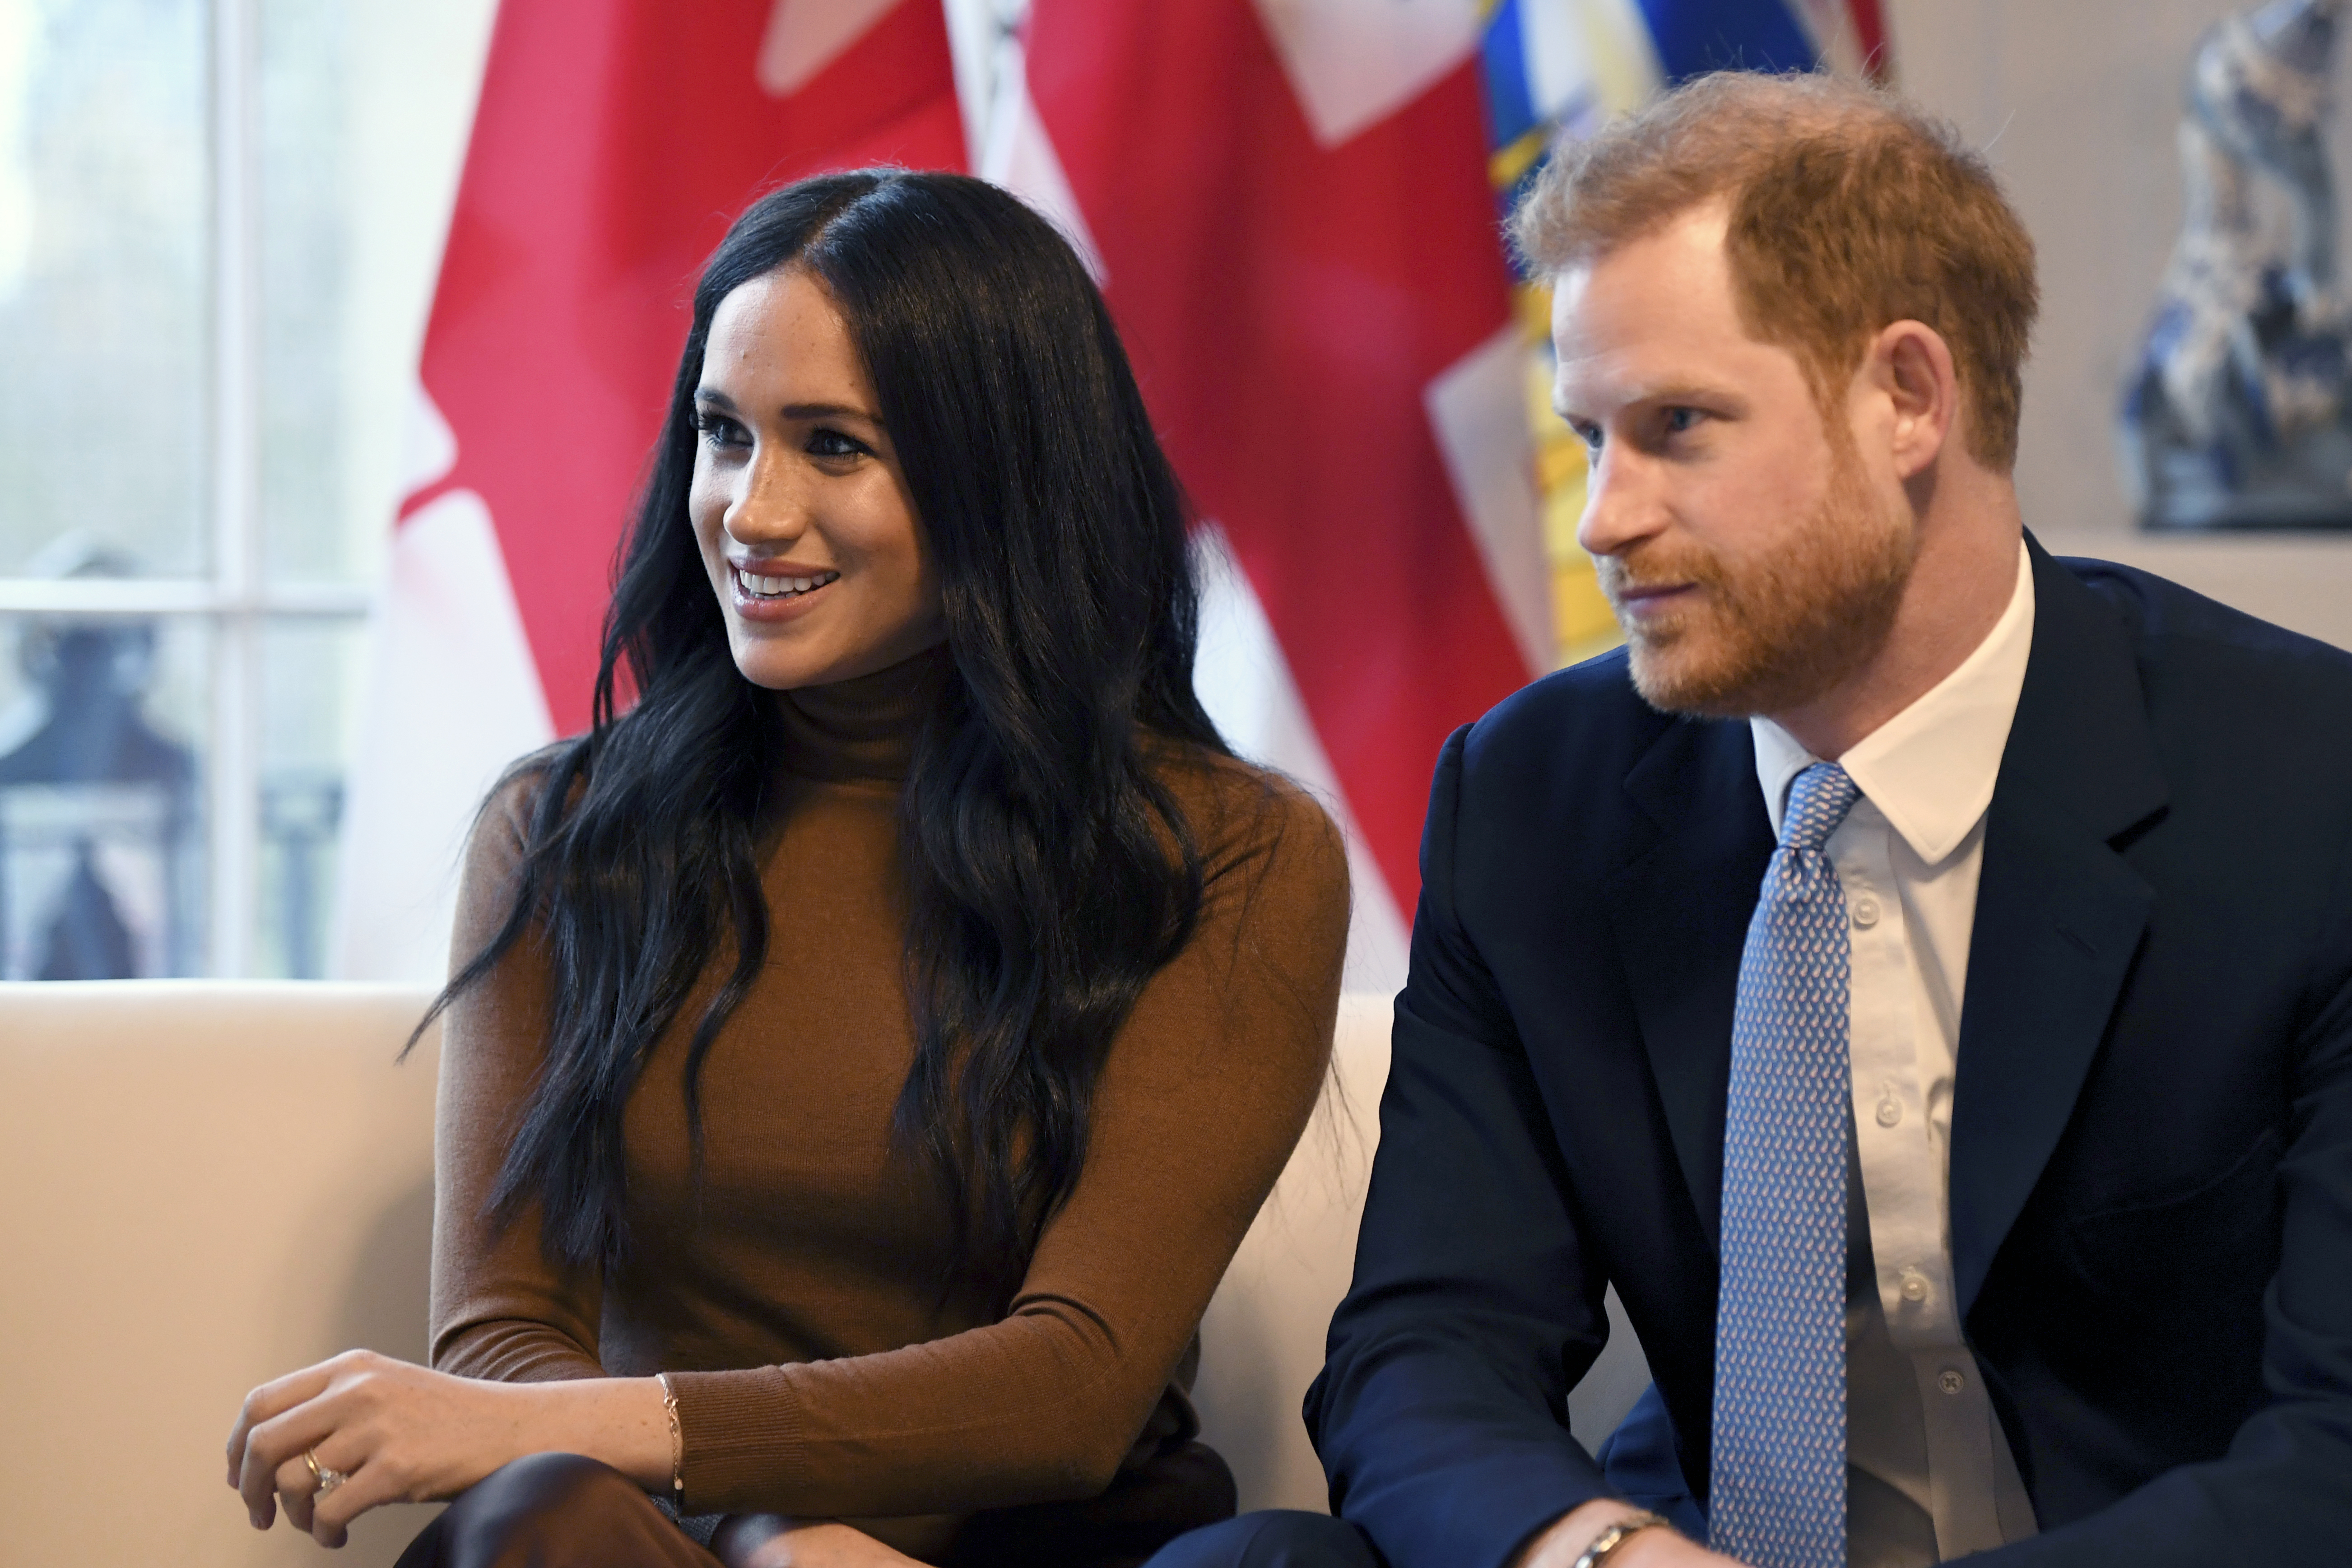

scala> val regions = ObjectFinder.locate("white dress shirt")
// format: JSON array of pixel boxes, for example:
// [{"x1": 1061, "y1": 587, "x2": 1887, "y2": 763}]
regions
[{"x1": 1750, "y1": 542, "x2": 2041, "y2": 1565}]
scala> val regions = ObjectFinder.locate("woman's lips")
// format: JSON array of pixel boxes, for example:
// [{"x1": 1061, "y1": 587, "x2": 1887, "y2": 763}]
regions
[{"x1": 729, "y1": 564, "x2": 840, "y2": 622}]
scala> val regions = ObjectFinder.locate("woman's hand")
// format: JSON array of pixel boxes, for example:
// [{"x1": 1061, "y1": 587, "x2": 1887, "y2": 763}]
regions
[
  {"x1": 225, "y1": 1350, "x2": 670, "y2": 1548},
  {"x1": 227, "y1": 1350, "x2": 532, "y2": 1547},
  {"x1": 710, "y1": 1517, "x2": 929, "y2": 1568}
]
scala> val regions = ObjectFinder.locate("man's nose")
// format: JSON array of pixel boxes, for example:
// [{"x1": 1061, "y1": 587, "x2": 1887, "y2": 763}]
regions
[{"x1": 1575, "y1": 449, "x2": 1664, "y2": 560}]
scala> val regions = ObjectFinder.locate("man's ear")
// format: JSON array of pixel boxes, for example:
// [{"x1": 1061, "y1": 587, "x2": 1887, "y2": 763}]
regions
[{"x1": 1865, "y1": 320, "x2": 1959, "y2": 479}]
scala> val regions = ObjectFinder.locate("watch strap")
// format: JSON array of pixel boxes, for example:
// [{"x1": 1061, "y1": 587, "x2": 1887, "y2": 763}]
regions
[{"x1": 1570, "y1": 1509, "x2": 1673, "y2": 1568}]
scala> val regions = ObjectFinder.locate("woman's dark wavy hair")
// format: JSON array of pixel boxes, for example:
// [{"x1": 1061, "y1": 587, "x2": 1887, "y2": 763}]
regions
[{"x1": 420, "y1": 169, "x2": 1229, "y2": 1280}]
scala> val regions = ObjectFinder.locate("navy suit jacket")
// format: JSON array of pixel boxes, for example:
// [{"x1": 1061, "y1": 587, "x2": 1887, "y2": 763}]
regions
[{"x1": 1305, "y1": 540, "x2": 2352, "y2": 1567}]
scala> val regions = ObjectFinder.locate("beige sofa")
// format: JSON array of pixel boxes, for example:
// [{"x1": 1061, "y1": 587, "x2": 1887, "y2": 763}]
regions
[{"x1": 0, "y1": 983, "x2": 1646, "y2": 1567}]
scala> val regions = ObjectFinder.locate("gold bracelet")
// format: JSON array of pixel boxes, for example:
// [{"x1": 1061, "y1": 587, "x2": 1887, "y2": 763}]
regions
[
  {"x1": 1570, "y1": 1509, "x2": 1671, "y2": 1568},
  {"x1": 655, "y1": 1372, "x2": 685, "y2": 1513}
]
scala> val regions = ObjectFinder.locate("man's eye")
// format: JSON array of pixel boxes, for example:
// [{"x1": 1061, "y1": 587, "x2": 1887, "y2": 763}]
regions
[
  {"x1": 1663, "y1": 407, "x2": 1703, "y2": 435},
  {"x1": 1570, "y1": 422, "x2": 1603, "y2": 453}
]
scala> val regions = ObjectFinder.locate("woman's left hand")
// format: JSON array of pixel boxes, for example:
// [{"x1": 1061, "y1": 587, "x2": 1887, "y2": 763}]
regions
[{"x1": 225, "y1": 1349, "x2": 600, "y2": 1547}]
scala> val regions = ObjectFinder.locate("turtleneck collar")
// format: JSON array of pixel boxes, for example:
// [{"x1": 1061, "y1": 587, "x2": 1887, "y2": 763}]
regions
[{"x1": 775, "y1": 642, "x2": 952, "y2": 782}]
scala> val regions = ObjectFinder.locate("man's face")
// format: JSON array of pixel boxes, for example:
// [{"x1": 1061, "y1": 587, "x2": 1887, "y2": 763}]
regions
[{"x1": 1552, "y1": 205, "x2": 1915, "y2": 720}]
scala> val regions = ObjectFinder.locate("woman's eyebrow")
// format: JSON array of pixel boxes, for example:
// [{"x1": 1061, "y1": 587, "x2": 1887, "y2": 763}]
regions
[
  {"x1": 779, "y1": 401, "x2": 885, "y2": 426},
  {"x1": 691, "y1": 389, "x2": 886, "y2": 426}
]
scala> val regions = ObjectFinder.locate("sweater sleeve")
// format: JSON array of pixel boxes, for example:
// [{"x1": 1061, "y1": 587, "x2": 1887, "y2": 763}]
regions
[
  {"x1": 427, "y1": 775, "x2": 609, "y2": 1385},
  {"x1": 664, "y1": 771, "x2": 1353, "y2": 1517}
]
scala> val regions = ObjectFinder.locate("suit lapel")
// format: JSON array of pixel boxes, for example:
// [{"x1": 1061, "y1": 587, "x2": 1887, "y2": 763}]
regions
[
  {"x1": 1950, "y1": 540, "x2": 2167, "y2": 1317},
  {"x1": 1603, "y1": 717, "x2": 1775, "y2": 1250}
]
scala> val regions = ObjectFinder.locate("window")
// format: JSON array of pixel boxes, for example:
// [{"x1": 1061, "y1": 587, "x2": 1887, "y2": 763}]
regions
[{"x1": 0, "y1": 0, "x2": 491, "y2": 977}]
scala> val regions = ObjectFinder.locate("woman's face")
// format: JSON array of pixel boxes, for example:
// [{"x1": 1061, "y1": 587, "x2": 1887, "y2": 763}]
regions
[{"x1": 688, "y1": 268, "x2": 946, "y2": 690}]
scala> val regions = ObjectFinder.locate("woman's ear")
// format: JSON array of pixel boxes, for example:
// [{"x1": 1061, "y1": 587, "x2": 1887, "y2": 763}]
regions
[{"x1": 1867, "y1": 319, "x2": 1960, "y2": 480}]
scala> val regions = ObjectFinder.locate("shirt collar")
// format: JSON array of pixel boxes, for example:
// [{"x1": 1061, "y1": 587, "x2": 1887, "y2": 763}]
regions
[{"x1": 1752, "y1": 540, "x2": 2035, "y2": 865}]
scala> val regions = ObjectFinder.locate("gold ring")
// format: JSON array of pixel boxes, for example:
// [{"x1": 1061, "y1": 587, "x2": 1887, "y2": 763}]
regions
[{"x1": 304, "y1": 1447, "x2": 348, "y2": 1500}]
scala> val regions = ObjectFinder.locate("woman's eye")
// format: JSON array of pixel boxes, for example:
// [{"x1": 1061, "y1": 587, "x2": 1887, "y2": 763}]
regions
[
  {"x1": 693, "y1": 411, "x2": 749, "y2": 449},
  {"x1": 807, "y1": 428, "x2": 866, "y2": 459}
]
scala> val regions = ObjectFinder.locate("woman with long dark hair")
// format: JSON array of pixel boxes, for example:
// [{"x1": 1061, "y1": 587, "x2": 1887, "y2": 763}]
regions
[{"x1": 224, "y1": 170, "x2": 1349, "y2": 1568}]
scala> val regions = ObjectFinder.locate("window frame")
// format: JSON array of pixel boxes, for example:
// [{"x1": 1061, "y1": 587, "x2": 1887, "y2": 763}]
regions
[{"x1": 0, "y1": 0, "x2": 371, "y2": 979}]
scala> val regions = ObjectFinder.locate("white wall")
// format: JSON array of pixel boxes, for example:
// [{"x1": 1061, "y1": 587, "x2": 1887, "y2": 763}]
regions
[{"x1": 1888, "y1": 0, "x2": 2352, "y2": 648}]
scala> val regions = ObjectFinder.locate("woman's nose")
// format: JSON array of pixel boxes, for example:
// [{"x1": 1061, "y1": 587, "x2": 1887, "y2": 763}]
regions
[{"x1": 726, "y1": 452, "x2": 808, "y2": 547}]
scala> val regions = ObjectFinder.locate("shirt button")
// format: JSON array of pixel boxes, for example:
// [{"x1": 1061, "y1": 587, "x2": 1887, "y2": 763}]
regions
[
  {"x1": 1850, "y1": 897, "x2": 1881, "y2": 929},
  {"x1": 1875, "y1": 1096, "x2": 1902, "y2": 1128},
  {"x1": 1900, "y1": 1270, "x2": 1930, "y2": 1304},
  {"x1": 1938, "y1": 1368, "x2": 1967, "y2": 1396}
]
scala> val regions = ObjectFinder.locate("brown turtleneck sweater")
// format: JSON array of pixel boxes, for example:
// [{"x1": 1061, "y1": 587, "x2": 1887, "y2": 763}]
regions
[{"x1": 428, "y1": 647, "x2": 1350, "y2": 1562}]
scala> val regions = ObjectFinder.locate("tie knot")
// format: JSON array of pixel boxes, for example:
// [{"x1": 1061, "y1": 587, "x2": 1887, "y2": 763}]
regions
[{"x1": 1780, "y1": 762, "x2": 1860, "y2": 855}]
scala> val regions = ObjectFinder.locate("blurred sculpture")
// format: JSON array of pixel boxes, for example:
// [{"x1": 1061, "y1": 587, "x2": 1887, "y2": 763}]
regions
[
  {"x1": 2121, "y1": 0, "x2": 2352, "y2": 528},
  {"x1": 0, "y1": 536, "x2": 198, "y2": 979}
]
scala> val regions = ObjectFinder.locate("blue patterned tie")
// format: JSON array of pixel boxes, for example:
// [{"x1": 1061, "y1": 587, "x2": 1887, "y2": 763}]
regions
[{"x1": 1709, "y1": 761, "x2": 1862, "y2": 1568}]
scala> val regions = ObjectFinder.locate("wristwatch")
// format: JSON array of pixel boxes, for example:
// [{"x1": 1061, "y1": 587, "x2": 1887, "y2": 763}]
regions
[{"x1": 1570, "y1": 1509, "x2": 1673, "y2": 1568}]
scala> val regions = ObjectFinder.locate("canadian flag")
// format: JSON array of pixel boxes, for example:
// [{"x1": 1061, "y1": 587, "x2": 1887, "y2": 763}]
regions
[
  {"x1": 335, "y1": 0, "x2": 1551, "y2": 990},
  {"x1": 332, "y1": 0, "x2": 968, "y2": 980},
  {"x1": 1001, "y1": 0, "x2": 1551, "y2": 986}
]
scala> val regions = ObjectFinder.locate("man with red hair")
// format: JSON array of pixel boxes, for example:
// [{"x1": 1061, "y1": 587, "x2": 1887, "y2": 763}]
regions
[{"x1": 1151, "y1": 70, "x2": 2352, "y2": 1568}]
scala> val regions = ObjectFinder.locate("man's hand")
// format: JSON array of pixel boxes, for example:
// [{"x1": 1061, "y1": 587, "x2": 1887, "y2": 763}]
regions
[
  {"x1": 709, "y1": 1517, "x2": 928, "y2": 1568},
  {"x1": 1512, "y1": 1499, "x2": 1748, "y2": 1568}
]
